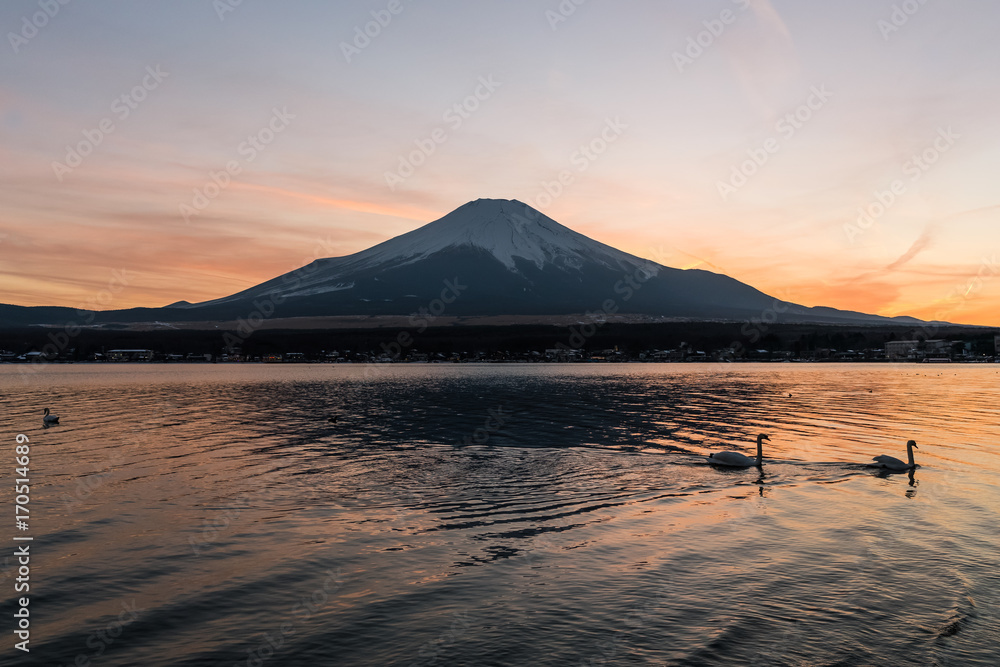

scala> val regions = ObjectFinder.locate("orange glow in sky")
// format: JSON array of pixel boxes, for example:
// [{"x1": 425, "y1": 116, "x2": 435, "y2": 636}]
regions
[{"x1": 1, "y1": 2, "x2": 998, "y2": 325}]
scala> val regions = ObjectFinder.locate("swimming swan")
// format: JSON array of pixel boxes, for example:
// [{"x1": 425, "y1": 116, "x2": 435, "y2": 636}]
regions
[
  {"x1": 871, "y1": 440, "x2": 918, "y2": 470},
  {"x1": 708, "y1": 433, "x2": 769, "y2": 467},
  {"x1": 42, "y1": 408, "x2": 59, "y2": 424}
]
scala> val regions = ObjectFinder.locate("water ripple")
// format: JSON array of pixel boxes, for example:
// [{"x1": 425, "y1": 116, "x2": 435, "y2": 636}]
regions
[{"x1": 1, "y1": 363, "x2": 998, "y2": 666}]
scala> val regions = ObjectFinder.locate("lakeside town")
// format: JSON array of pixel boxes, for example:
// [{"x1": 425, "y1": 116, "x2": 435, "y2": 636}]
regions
[{"x1": 4, "y1": 335, "x2": 1000, "y2": 364}]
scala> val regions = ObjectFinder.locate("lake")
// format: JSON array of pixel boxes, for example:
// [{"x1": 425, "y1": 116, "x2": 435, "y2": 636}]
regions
[{"x1": 2, "y1": 363, "x2": 999, "y2": 666}]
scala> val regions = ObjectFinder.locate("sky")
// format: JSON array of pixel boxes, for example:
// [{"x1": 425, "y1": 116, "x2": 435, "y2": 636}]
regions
[{"x1": 1, "y1": 0, "x2": 999, "y2": 325}]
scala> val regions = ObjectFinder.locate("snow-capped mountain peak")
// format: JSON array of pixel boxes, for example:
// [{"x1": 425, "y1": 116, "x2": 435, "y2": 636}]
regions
[
  {"x1": 125, "y1": 198, "x2": 934, "y2": 327},
  {"x1": 354, "y1": 198, "x2": 653, "y2": 274},
  {"x1": 223, "y1": 198, "x2": 659, "y2": 302}
]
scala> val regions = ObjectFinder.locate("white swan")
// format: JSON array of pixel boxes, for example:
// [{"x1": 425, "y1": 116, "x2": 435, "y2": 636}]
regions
[
  {"x1": 42, "y1": 408, "x2": 59, "y2": 425},
  {"x1": 871, "y1": 440, "x2": 918, "y2": 470},
  {"x1": 708, "y1": 433, "x2": 769, "y2": 467}
]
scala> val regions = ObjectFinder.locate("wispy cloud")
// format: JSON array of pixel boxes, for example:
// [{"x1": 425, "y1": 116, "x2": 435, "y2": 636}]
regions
[
  {"x1": 885, "y1": 228, "x2": 934, "y2": 272},
  {"x1": 748, "y1": 0, "x2": 794, "y2": 44},
  {"x1": 232, "y1": 183, "x2": 437, "y2": 222},
  {"x1": 725, "y1": 0, "x2": 800, "y2": 118}
]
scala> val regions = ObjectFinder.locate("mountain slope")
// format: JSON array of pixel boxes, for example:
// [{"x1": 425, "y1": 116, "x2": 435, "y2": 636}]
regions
[
  {"x1": 183, "y1": 198, "x2": 655, "y2": 309},
  {"x1": 168, "y1": 198, "x2": 925, "y2": 324},
  {"x1": 0, "y1": 198, "x2": 944, "y2": 327}
]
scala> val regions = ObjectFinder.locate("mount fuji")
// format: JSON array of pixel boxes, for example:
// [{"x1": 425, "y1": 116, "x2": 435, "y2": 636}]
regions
[
  {"x1": 159, "y1": 198, "x2": 923, "y2": 325},
  {"x1": 1, "y1": 198, "x2": 933, "y2": 327}
]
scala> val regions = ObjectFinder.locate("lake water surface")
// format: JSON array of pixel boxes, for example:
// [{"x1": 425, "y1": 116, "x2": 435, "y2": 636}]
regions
[{"x1": 2, "y1": 363, "x2": 999, "y2": 666}]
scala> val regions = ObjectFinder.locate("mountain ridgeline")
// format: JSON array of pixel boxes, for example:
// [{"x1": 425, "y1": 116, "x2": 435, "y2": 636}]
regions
[{"x1": 1, "y1": 199, "x2": 936, "y2": 327}]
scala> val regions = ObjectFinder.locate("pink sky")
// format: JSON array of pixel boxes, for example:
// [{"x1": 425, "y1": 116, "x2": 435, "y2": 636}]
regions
[{"x1": 2, "y1": 1, "x2": 998, "y2": 325}]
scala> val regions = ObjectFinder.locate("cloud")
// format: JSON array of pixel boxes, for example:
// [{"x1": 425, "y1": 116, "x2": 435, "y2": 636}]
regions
[
  {"x1": 724, "y1": 0, "x2": 800, "y2": 117},
  {"x1": 748, "y1": 0, "x2": 794, "y2": 43},
  {"x1": 886, "y1": 228, "x2": 934, "y2": 271},
  {"x1": 232, "y1": 182, "x2": 438, "y2": 222}
]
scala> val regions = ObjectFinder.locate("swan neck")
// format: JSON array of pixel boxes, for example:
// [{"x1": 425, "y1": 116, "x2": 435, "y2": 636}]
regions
[{"x1": 907, "y1": 445, "x2": 915, "y2": 466}]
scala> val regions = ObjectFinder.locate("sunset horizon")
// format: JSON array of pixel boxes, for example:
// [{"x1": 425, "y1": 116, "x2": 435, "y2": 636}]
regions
[
  {"x1": 4, "y1": 3, "x2": 1000, "y2": 666},
  {"x1": 4, "y1": 193, "x2": 999, "y2": 326},
  {"x1": 3, "y1": 2, "x2": 999, "y2": 326}
]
